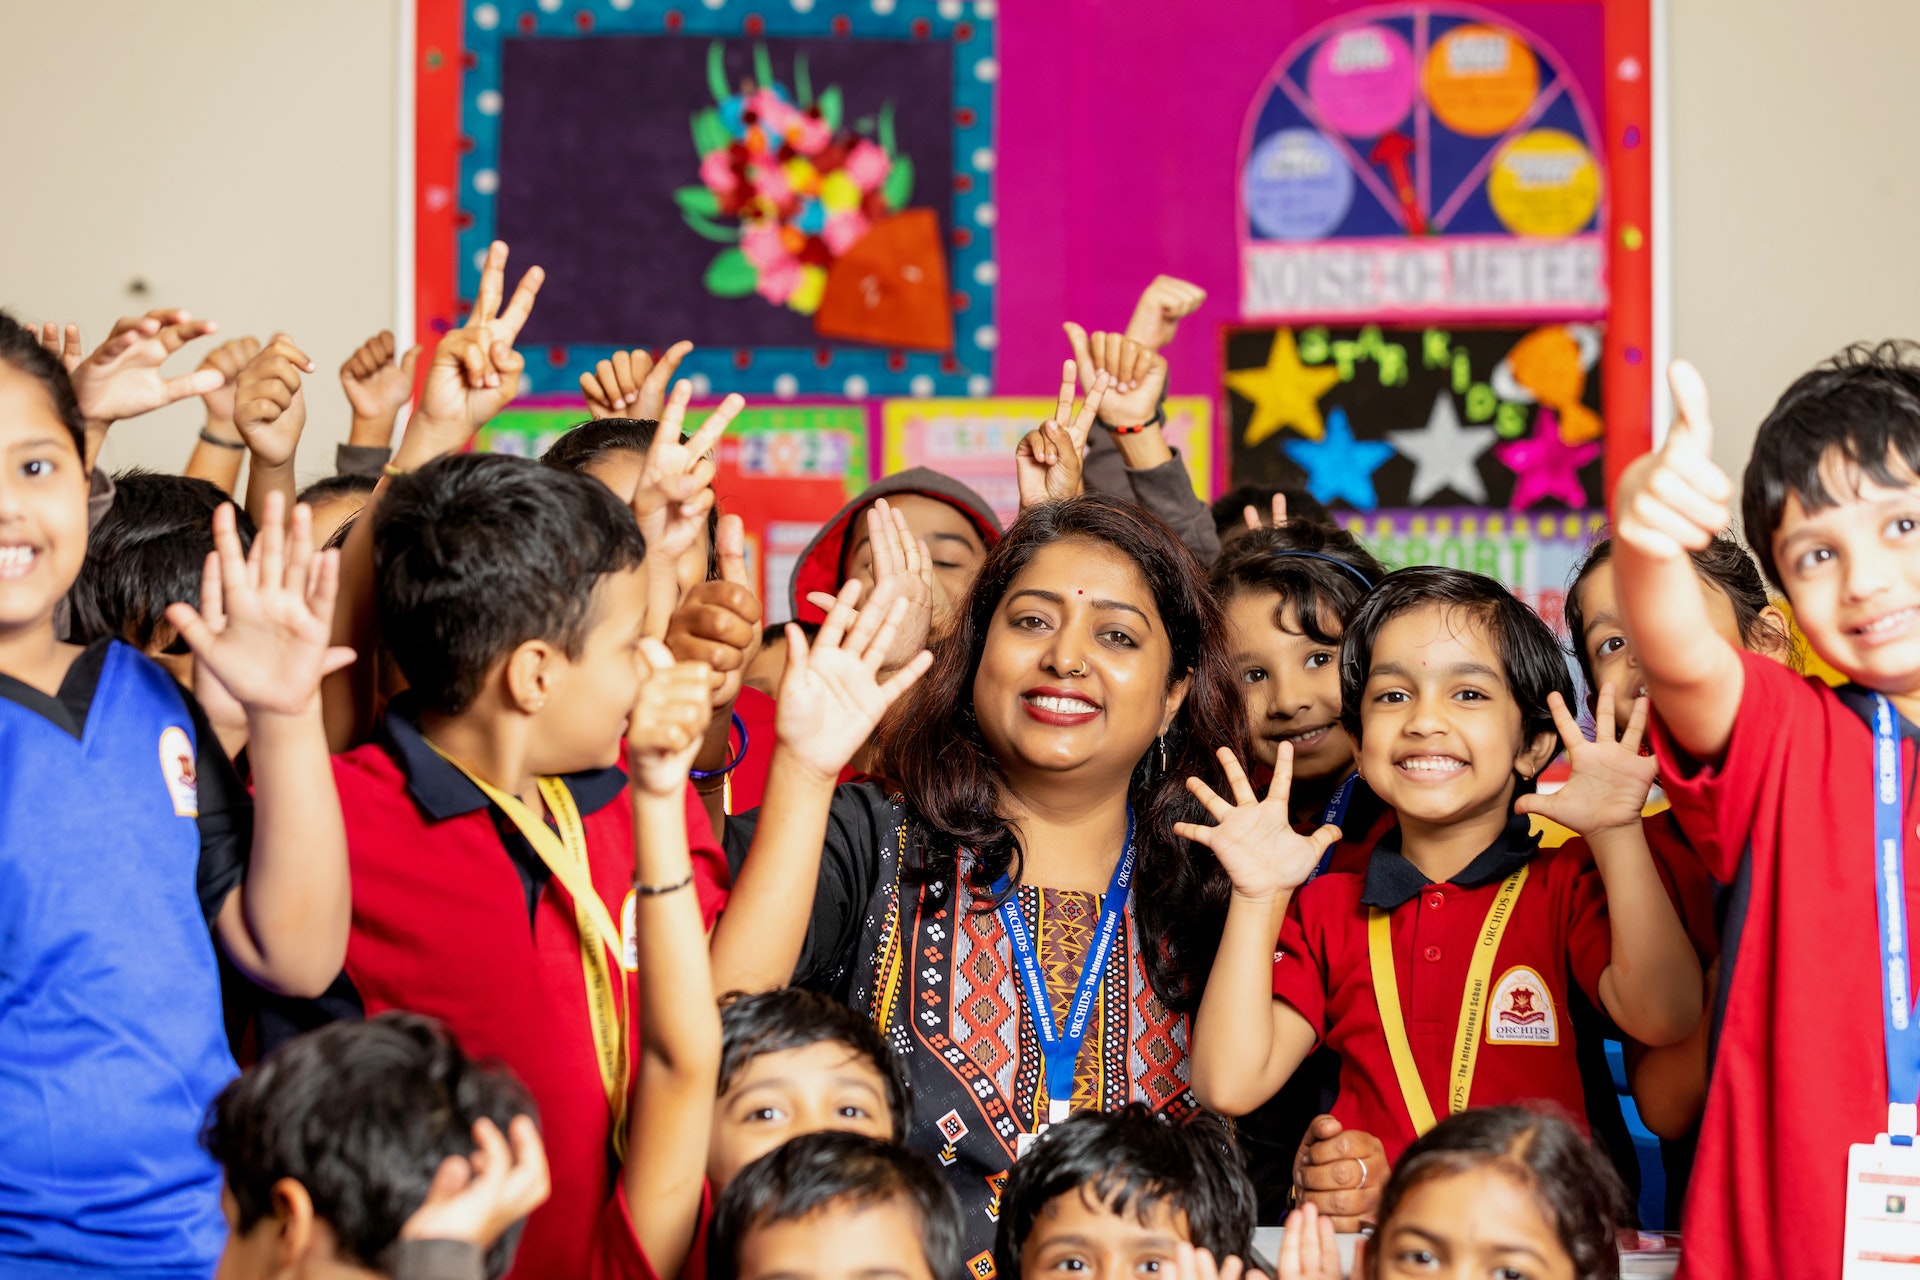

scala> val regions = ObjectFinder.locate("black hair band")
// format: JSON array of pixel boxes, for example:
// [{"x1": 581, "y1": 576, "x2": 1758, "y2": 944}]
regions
[{"x1": 1264, "y1": 548, "x2": 1375, "y2": 591}]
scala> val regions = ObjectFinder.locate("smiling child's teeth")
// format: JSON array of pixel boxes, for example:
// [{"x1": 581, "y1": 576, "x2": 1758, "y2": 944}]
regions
[
  {"x1": 1398, "y1": 756, "x2": 1463, "y2": 772},
  {"x1": 1031, "y1": 695, "x2": 1097, "y2": 714},
  {"x1": 0, "y1": 547, "x2": 33, "y2": 572}
]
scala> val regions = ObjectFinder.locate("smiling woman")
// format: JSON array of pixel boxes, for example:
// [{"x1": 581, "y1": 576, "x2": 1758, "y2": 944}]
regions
[{"x1": 722, "y1": 493, "x2": 1247, "y2": 1256}]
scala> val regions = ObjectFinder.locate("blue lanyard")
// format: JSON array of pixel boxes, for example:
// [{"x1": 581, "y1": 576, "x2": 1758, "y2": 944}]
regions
[
  {"x1": 1307, "y1": 772, "x2": 1359, "y2": 883},
  {"x1": 1873, "y1": 695, "x2": 1920, "y2": 1141},
  {"x1": 993, "y1": 807, "x2": 1136, "y2": 1124}
]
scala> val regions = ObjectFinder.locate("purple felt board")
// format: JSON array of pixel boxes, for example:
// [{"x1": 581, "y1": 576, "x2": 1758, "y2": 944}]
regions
[{"x1": 495, "y1": 33, "x2": 954, "y2": 349}]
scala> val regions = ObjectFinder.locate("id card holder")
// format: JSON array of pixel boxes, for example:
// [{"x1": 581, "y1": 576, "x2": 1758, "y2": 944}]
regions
[
  {"x1": 1841, "y1": 1138, "x2": 1920, "y2": 1277},
  {"x1": 1013, "y1": 1103, "x2": 1072, "y2": 1161}
]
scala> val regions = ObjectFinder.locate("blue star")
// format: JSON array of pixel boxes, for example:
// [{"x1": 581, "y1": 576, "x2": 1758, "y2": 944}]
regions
[{"x1": 1281, "y1": 406, "x2": 1397, "y2": 510}]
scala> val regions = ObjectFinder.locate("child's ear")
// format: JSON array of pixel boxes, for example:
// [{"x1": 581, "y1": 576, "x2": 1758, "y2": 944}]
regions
[
  {"x1": 1754, "y1": 604, "x2": 1797, "y2": 664},
  {"x1": 504, "y1": 639, "x2": 561, "y2": 714},
  {"x1": 268, "y1": 1176, "x2": 319, "y2": 1271},
  {"x1": 1515, "y1": 729, "x2": 1560, "y2": 782}
]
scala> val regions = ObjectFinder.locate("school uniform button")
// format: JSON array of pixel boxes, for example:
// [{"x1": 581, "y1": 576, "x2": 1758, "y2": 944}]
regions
[
  {"x1": 1424, "y1": 945, "x2": 1442, "y2": 962},
  {"x1": 1425, "y1": 892, "x2": 1444, "y2": 909}
]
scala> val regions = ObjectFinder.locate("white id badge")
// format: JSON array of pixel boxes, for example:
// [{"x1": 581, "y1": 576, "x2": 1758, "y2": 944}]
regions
[{"x1": 1842, "y1": 1139, "x2": 1920, "y2": 1277}]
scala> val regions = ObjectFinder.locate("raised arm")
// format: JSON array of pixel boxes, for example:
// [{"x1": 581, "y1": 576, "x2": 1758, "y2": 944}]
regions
[
  {"x1": 1516, "y1": 689, "x2": 1702, "y2": 1047},
  {"x1": 182, "y1": 335, "x2": 262, "y2": 492},
  {"x1": 232, "y1": 334, "x2": 316, "y2": 528},
  {"x1": 1014, "y1": 360, "x2": 1108, "y2": 510},
  {"x1": 622, "y1": 637, "x2": 724, "y2": 1278},
  {"x1": 707, "y1": 584, "x2": 932, "y2": 994},
  {"x1": 339, "y1": 328, "x2": 422, "y2": 464},
  {"x1": 323, "y1": 241, "x2": 544, "y2": 751},
  {"x1": 666, "y1": 515, "x2": 764, "y2": 838},
  {"x1": 167, "y1": 495, "x2": 356, "y2": 995},
  {"x1": 580, "y1": 341, "x2": 694, "y2": 420},
  {"x1": 1612, "y1": 362, "x2": 1745, "y2": 759},
  {"x1": 1181, "y1": 744, "x2": 1333, "y2": 1115}
]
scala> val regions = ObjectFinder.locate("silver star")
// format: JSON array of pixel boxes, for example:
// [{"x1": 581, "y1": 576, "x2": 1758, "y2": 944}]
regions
[{"x1": 1389, "y1": 391, "x2": 1497, "y2": 505}]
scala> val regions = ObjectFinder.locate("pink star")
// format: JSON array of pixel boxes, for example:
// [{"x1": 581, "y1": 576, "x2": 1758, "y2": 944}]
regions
[{"x1": 1495, "y1": 409, "x2": 1601, "y2": 509}]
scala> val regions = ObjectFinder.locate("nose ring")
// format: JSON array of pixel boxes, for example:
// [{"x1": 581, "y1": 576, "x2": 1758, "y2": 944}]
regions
[{"x1": 1067, "y1": 662, "x2": 1088, "y2": 677}]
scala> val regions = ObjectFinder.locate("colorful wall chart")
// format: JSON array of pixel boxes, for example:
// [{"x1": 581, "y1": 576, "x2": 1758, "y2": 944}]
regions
[
  {"x1": 415, "y1": 0, "x2": 997, "y2": 401},
  {"x1": 1225, "y1": 322, "x2": 1603, "y2": 512},
  {"x1": 882, "y1": 397, "x2": 1216, "y2": 531},
  {"x1": 478, "y1": 398, "x2": 874, "y2": 619}
]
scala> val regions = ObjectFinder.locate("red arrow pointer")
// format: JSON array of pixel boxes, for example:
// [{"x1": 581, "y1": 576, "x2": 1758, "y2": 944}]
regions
[{"x1": 1369, "y1": 131, "x2": 1426, "y2": 235}]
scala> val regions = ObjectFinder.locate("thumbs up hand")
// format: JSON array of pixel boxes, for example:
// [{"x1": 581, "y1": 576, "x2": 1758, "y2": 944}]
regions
[
  {"x1": 1615, "y1": 360, "x2": 1735, "y2": 559},
  {"x1": 663, "y1": 513, "x2": 764, "y2": 710}
]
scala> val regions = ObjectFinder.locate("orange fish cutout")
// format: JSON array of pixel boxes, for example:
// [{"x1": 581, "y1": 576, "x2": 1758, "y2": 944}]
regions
[
  {"x1": 813, "y1": 208, "x2": 954, "y2": 351},
  {"x1": 1508, "y1": 326, "x2": 1603, "y2": 445}
]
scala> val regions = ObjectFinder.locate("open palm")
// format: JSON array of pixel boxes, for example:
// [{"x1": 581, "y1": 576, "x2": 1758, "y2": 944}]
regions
[
  {"x1": 1516, "y1": 686, "x2": 1658, "y2": 837},
  {"x1": 1175, "y1": 745, "x2": 1340, "y2": 899},
  {"x1": 776, "y1": 581, "x2": 933, "y2": 779},
  {"x1": 71, "y1": 309, "x2": 224, "y2": 425},
  {"x1": 166, "y1": 495, "x2": 355, "y2": 717}
]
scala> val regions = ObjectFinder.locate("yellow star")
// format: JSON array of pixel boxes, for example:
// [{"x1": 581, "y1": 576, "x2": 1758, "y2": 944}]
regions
[{"x1": 1226, "y1": 329, "x2": 1344, "y2": 445}]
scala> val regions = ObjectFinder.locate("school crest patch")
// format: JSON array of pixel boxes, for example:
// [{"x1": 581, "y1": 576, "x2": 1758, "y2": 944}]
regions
[
  {"x1": 1486, "y1": 965, "x2": 1558, "y2": 1044},
  {"x1": 159, "y1": 726, "x2": 197, "y2": 817}
]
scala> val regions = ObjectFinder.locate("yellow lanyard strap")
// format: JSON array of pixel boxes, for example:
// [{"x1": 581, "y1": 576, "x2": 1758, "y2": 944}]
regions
[
  {"x1": 1367, "y1": 865, "x2": 1529, "y2": 1137},
  {"x1": 426, "y1": 743, "x2": 631, "y2": 1156}
]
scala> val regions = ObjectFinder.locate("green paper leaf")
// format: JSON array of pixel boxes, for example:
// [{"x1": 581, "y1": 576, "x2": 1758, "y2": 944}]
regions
[
  {"x1": 753, "y1": 43, "x2": 774, "y2": 93},
  {"x1": 796, "y1": 54, "x2": 812, "y2": 107},
  {"x1": 819, "y1": 85, "x2": 843, "y2": 132},
  {"x1": 704, "y1": 247, "x2": 759, "y2": 297},
  {"x1": 675, "y1": 185, "x2": 721, "y2": 218},
  {"x1": 682, "y1": 210, "x2": 740, "y2": 243},
  {"x1": 884, "y1": 155, "x2": 915, "y2": 211},
  {"x1": 878, "y1": 101, "x2": 897, "y2": 155},
  {"x1": 706, "y1": 42, "x2": 729, "y2": 103},
  {"x1": 691, "y1": 108, "x2": 727, "y2": 156}
]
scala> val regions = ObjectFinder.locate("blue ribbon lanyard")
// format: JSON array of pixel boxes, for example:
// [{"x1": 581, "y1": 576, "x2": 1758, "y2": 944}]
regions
[
  {"x1": 994, "y1": 807, "x2": 1137, "y2": 1126},
  {"x1": 1872, "y1": 695, "x2": 1920, "y2": 1141},
  {"x1": 1306, "y1": 771, "x2": 1359, "y2": 883}
]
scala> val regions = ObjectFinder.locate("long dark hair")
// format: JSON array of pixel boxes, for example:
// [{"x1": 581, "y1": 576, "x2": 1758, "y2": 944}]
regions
[{"x1": 881, "y1": 493, "x2": 1246, "y2": 1012}]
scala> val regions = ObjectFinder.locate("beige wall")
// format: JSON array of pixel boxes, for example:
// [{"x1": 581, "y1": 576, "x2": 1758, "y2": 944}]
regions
[
  {"x1": 0, "y1": 0, "x2": 400, "y2": 487},
  {"x1": 3, "y1": 1, "x2": 1917, "y2": 495},
  {"x1": 1670, "y1": 0, "x2": 1920, "y2": 490}
]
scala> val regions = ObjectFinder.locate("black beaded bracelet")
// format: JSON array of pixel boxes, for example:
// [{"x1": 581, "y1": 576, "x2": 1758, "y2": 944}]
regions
[
  {"x1": 634, "y1": 871, "x2": 695, "y2": 897},
  {"x1": 198, "y1": 428, "x2": 247, "y2": 451}
]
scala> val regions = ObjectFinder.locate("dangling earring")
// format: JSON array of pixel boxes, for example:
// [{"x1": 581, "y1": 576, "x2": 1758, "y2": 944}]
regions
[{"x1": 1158, "y1": 734, "x2": 1169, "y2": 773}]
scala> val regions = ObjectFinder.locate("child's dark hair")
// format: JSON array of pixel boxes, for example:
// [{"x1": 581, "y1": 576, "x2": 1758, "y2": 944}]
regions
[
  {"x1": 299, "y1": 471, "x2": 380, "y2": 508},
  {"x1": 1210, "y1": 484, "x2": 1330, "y2": 536},
  {"x1": 1363, "y1": 1107, "x2": 1626, "y2": 1280},
  {"x1": 543, "y1": 416, "x2": 720, "y2": 579},
  {"x1": 709, "y1": 1131, "x2": 965, "y2": 1280},
  {"x1": 1340, "y1": 567, "x2": 1574, "y2": 770},
  {"x1": 373, "y1": 452, "x2": 646, "y2": 715},
  {"x1": 202, "y1": 1012, "x2": 537, "y2": 1279},
  {"x1": 0, "y1": 310, "x2": 87, "y2": 461},
  {"x1": 1564, "y1": 535, "x2": 1795, "y2": 698},
  {"x1": 1210, "y1": 524, "x2": 1384, "y2": 646},
  {"x1": 993, "y1": 1107, "x2": 1255, "y2": 1280},
  {"x1": 719, "y1": 989, "x2": 910, "y2": 1141},
  {"x1": 69, "y1": 470, "x2": 257, "y2": 653},
  {"x1": 1743, "y1": 340, "x2": 1920, "y2": 588}
]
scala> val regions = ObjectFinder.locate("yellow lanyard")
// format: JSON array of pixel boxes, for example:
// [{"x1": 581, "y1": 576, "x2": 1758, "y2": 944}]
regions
[
  {"x1": 1367, "y1": 865, "x2": 1529, "y2": 1136},
  {"x1": 426, "y1": 742, "x2": 631, "y2": 1156}
]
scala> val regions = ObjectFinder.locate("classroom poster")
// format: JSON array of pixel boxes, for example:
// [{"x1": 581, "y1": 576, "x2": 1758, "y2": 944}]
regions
[
  {"x1": 478, "y1": 399, "x2": 874, "y2": 620},
  {"x1": 881, "y1": 397, "x2": 1216, "y2": 530}
]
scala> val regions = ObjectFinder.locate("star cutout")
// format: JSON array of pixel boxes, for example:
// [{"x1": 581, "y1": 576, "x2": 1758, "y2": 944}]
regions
[
  {"x1": 1227, "y1": 328, "x2": 1344, "y2": 445},
  {"x1": 1283, "y1": 407, "x2": 1397, "y2": 510},
  {"x1": 1494, "y1": 409, "x2": 1601, "y2": 510},
  {"x1": 1390, "y1": 392, "x2": 1498, "y2": 504}
]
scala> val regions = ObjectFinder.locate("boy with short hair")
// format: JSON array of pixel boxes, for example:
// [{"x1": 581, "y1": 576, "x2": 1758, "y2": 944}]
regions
[
  {"x1": 993, "y1": 1107, "x2": 1257, "y2": 1280},
  {"x1": 1612, "y1": 346, "x2": 1920, "y2": 1279},
  {"x1": 0, "y1": 311, "x2": 352, "y2": 1278},
  {"x1": 709, "y1": 1132, "x2": 966, "y2": 1280},
  {"x1": 205, "y1": 1012, "x2": 550, "y2": 1280}
]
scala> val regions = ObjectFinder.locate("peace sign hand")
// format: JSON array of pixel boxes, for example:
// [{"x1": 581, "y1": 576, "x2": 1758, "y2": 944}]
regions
[
  {"x1": 1514, "y1": 686, "x2": 1658, "y2": 838},
  {"x1": 1174, "y1": 744, "x2": 1340, "y2": 902},
  {"x1": 404, "y1": 241, "x2": 544, "y2": 463},
  {"x1": 1016, "y1": 361, "x2": 1109, "y2": 509},
  {"x1": 1614, "y1": 360, "x2": 1733, "y2": 560},
  {"x1": 1244, "y1": 492, "x2": 1287, "y2": 532}
]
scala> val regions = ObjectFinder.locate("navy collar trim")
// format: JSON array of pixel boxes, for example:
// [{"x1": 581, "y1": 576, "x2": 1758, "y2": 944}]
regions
[
  {"x1": 381, "y1": 693, "x2": 628, "y2": 823},
  {"x1": 1835, "y1": 685, "x2": 1920, "y2": 742},
  {"x1": 1361, "y1": 811, "x2": 1540, "y2": 910}
]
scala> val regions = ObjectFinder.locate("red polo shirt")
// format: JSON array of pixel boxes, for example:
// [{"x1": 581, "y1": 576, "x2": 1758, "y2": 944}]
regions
[
  {"x1": 1652, "y1": 652, "x2": 1920, "y2": 1280},
  {"x1": 1271, "y1": 815, "x2": 1612, "y2": 1161},
  {"x1": 334, "y1": 703, "x2": 730, "y2": 1280}
]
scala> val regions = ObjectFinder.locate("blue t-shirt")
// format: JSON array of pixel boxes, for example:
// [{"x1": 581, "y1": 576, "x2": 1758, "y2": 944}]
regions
[{"x1": 0, "y1": 641, "x2": 249, "y2": 1278}]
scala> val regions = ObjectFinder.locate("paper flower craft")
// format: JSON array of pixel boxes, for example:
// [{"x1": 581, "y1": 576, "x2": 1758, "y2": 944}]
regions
[{"x1": 679, "y1": 43, "x2": 952, "y2": 350}]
